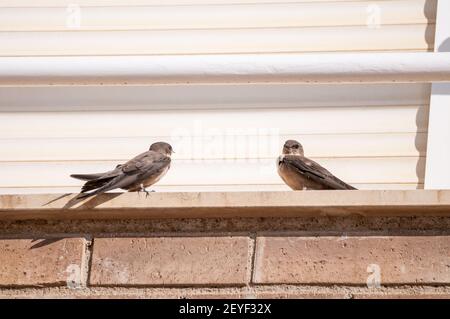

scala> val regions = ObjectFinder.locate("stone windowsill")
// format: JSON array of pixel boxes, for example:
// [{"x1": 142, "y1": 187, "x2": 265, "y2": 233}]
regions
[{"x1": 0, "y1": 190, "x2": 450, "y2": 221}]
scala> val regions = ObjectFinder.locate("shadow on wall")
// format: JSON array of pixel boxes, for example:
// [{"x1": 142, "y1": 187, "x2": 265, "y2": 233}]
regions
[
  {"x1": 424, "y1": 0, "x2": 437, "y2": 51},
  {"x1": 439, "y1": 38, "x2": 450, "y2": 52},
  {"x1": 31, "y1": 193, "x2": 123, "y2": 248},
  {"x1": 30, "y1": 238, "x2": 64, "y2": 249},
  {"x1": 415, "y1": 106, "x2": 428, "y2": 189}
]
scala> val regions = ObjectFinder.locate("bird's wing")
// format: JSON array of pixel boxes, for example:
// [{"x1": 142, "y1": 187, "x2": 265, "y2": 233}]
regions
[
  {"x1": 77, "y1": 151, "x2": 171, "y2": 198},
  {"x1": 281, "y1": 155, "x2": 356, "y2": 190},
  {"x1": 70, "y1": 165, "x2": 123, "y2": 181}
]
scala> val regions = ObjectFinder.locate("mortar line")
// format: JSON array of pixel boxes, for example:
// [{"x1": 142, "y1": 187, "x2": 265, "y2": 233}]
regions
[
  {"x1": 81, "y1": 235, "x2": 93, "y2": 289},
  {"x1": 247, "y1": 232, "x2": 258, "y2": 295},
  {"x1": 1, "y1": 284, "x2": 449, "y2": 298}
]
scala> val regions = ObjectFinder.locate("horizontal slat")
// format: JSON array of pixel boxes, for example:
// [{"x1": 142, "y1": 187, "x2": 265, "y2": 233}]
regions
[
  {"x1": 0, "y1": 83, "x2": 431, "y2": 111},
  {"x1": 0, "y1": 106, "x2": 429, "y2": 139},
  {"x1": 0, "y1": 157, "x2": 425, "y2": 188},
  {"x1": 0, "y1": 183, "x2": 424, "y2": 194},
  {"x1": 0, "y1": 1, "x2": 436, "y2": 31},
  {"x1": 0, "y1": 25, "x2": 433, "y2": 56},
  {"x1": 0, "y1": 1, "x2": 430, "y2": 7},
  {"x1": 0, "y1": 133, "x2": 427, "y2": 161}
]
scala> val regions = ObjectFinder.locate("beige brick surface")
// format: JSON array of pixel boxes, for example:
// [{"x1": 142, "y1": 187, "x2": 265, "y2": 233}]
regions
[
  {"x1": 0, "y1": 238, "x2": 85, "y2": 286},
  {"x1": 254, "y1": 292, "x2": 348, "y2": 299},
  {"x1": 253, "y1": 236, "x2": 450, "y2": 285},
  {"x1": 90, "y1": 237, "x2": 250, "y2": 286},
  {"x1": 353, "y1": 292, "x2": 450, "y2": 299}
]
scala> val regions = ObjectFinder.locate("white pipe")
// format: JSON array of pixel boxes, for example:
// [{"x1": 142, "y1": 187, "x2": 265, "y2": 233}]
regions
[
  {"x1": 425, "y1": 0, "x2": 450, "y2": 189},
  {"x1": 0, "y1": 52, "x2": 449, "y2": 85}
]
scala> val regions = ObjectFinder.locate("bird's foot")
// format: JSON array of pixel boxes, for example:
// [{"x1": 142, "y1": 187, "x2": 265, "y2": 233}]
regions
[
  {"x1": 137, "y1": 184, "x2": 148, "y2": 197},
  {"x1": 138, "y1": 184, "x2": 155, "y2": 198},
  {"x1": 141, "y1": 188, "x2": 150, "y2": 197},
  {"x1": 138, "y1": 190, "x2": 150, "y2": 198}
]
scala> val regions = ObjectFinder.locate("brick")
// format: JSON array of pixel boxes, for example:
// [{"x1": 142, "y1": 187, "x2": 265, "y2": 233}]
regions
[
  {"x1": 90, "y1": 237, "x2": 250, "y2": 286},
  {"x1": 253, "y1": 236, "x2": 450, "y2": 285},
  {"x1": 0, "y1": 238, "x2": 85, "y2": 286}
]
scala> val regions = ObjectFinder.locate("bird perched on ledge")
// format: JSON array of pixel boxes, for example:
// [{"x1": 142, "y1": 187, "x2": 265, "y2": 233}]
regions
[
  {"x1": 277, "y1": 140, "x2": 356, "y2": 190},
  {"x1": 71, "y1": 142, "x2": 173, "y2": 199}
]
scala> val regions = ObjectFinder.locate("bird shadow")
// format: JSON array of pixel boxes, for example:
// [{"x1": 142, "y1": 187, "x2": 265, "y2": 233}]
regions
[
  {"x1": 30, "y1": 238, "x2": 64, "y2": 249},
  {"x1": 34, "y1": 193, "x2": 123, "y2": 249},
  {"x1": 43, "y1": 193, "x2": 73, "y2": 206},
  {"x1": 61, "y1": 192, "x2": 123, "y2": 210},
  {"x1": 42, "y1": 192, "x2": 123, "y2": 210}
]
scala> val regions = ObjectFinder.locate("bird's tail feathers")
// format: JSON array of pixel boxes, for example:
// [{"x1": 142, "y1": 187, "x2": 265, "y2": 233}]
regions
[
  {"x1": 81, "y1": 176, "x2": 116, "y2": 193},
  {"x1": 76, "y1": 180, "x2": 114, "y2": 200}
]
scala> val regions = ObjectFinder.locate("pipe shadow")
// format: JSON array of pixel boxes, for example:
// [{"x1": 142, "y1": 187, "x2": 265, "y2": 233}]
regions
[
  {"x1": 424, "y1": 0, "x2": 437, "y2": 51},
  {"x1": 439, "y1": 38, "x2": 450, "y2": 52},
  {"x1": 415, "y1": 106, "x2": 428, "y2": 189}
]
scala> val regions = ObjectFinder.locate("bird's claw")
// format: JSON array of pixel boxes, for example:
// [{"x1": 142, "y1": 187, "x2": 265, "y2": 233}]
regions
[{"x1": 145, "y1": 189, "x2": 156, "y2": 197}]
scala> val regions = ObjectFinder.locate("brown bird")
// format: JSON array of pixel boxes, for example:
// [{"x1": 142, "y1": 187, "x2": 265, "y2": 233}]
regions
[
  {"x1": 71, "y1": 142, "x2": 173, "y2": 199},
  {"x1": 277, "y1": 140, "x2": 356, "y2": 190}
]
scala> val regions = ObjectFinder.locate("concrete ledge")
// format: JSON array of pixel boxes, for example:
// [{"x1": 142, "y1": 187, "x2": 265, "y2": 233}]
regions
[{"x1": 1, "y1": 190, "x2": 450, "y2": 221}]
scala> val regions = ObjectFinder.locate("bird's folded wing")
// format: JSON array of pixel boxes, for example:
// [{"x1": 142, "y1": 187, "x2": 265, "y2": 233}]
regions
[
  {"x1": 120, "y1": 151, "x2": 169, "y2": 175},
  {"x1": 281, "y1": 155, "x2": 356, "y2": 190}
]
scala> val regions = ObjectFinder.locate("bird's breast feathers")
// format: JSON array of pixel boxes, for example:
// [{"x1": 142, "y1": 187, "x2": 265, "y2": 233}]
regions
[{"x1": 142, "y1": 164, "x2": 169, "y2": 187}]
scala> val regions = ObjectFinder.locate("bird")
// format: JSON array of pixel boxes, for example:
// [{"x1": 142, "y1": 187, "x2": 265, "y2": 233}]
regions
[
  {"x1": 70, "y1": 142, "x2": 173, "y2": 199},
  {"x1": 277, "y1": 140, "x2": 356, "y2": 190}
]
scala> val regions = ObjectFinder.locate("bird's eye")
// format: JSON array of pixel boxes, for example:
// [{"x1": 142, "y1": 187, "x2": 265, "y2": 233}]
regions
[{"x1": 293, "y1": 145, "x2": 299, "y2": 149}]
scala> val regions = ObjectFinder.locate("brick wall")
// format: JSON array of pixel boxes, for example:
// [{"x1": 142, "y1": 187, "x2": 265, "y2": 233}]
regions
[{"x1": 0, "y1": 191, "x2": 449, "y2": 299}]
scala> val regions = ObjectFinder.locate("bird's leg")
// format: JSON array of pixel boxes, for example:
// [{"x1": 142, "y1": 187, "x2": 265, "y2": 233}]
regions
[{"x1": 138, "y1": 183, "x2": 150, "y2": 198}]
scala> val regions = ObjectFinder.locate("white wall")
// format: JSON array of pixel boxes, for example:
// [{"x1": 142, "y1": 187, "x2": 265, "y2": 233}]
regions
[{"x1": 0, "y1": 0, "x2": 436, "y2": 193}]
